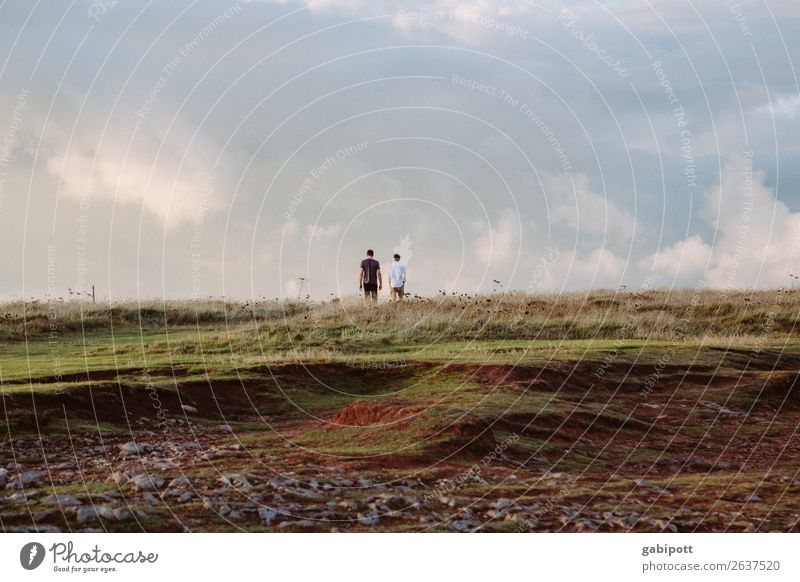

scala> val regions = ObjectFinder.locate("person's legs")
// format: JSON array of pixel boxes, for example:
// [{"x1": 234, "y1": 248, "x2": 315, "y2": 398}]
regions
[{"x1": 364, "y1": 283, "x2": 378, "y2": 303}]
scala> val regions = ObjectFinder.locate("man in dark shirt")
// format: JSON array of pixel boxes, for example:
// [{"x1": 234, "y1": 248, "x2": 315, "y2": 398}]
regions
[{"x1": 359, "y1": 249, "x2": 382, "y2": 302}]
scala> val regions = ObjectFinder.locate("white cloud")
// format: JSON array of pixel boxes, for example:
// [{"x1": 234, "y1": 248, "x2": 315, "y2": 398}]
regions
[
  {"x1": 758, "y1": 94, "x2": 800, "y2": 119},
  {"x1": 645, "y1": 154, "x2": 800, "y2": 288},
  {"x1": 473, "y1": 208, "x2": 520, "y2": 268},
  {"x1": 47, "y1": 148, "x2": 217, "y2": 229},
  {"x1": 548, "y1": 173, "x2": 635, "y2": 244},
  {"x1": 639, "y1": 235, "x2": 711, "y2": 282}
]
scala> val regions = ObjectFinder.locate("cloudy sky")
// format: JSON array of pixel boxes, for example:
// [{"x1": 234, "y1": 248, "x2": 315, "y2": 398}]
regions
[{"x1": 1, "y1": 0, "x2": 799, "y2": 300}]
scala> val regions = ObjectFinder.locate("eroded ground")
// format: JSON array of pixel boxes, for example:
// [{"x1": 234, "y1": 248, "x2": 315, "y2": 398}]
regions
[{"x1": 3, "y1": 341, "x2": 800, "y2": 533}]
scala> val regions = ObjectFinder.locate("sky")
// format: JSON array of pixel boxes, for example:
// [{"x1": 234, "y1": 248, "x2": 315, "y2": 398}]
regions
[{"x1": 1, "y1": 0, "x2": 799, "y2": 300}]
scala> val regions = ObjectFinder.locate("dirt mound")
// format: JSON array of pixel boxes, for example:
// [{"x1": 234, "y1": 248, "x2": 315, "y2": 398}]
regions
[
  {"x1": 329, "y1": 401, "x2": 426, "y2": 426},
  {"x1": 1, "y1": 378, "x2": 272, "y2": 431}
]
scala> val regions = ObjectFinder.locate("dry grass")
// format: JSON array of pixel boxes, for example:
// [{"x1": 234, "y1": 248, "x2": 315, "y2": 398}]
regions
[{"x1": 2, "y1": 288, "x2": 798, "y2": 343}]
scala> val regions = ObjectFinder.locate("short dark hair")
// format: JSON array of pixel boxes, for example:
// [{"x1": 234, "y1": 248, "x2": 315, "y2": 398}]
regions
[
  {"x1": 366, "y1": 249, "x2": 374, "y2": 256},
  {"x1": 394, "y1": 254, "x2": 400, "y2": 259}
]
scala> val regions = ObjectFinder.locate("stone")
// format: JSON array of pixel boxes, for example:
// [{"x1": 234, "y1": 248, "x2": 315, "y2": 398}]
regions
[
  {"x1": 109, "y1": 472, "x2": 128, "y2": 486},
  {"x1": 450, "y1": 519, "x2": 473, "y2": 532},
  {"x1": 41, "y1": 494, "x2": 82, "y2": 506},
  {"x1": 290, "y1": 487, "x2": 323, "y2": 501},
  {"x1": 112, "y1": 508, "x2": 131, "y2": 521},
  {"x1": 178, "y1": 492, "x2": 194, "y2": 503},
  {"x1": 144, "y1": 493, "x2": 161, "y2": 505},
  {"x1": 652, "y1": 519, "x2": 678, "y2": 532},
  {"x1": 168, "y1": 476, "x2": 191, "y2": 488},
  {"x1": 220, "y1": 473, "x2": 253, "y2": 490},
  {"x1": 6, "y1": 470, "x2": 47, "y2": 489},
  {"x1": 492, "y1": 498, "x2": 516, "y2": 510},
  {"x1": 6, "y1": 492, "x2": 28, "y2": 505},
  {"x1": 119, "y1": 442, "x2": 151, "y2": 455},
  {"x1": 181, "y1": 405, "x2": 198, "y2": 414},
  {"x1": 0, "y1": 468, "x2": 8, "y2": 487},
  {"x1": 259, "y1": 507, "x2": 278, "y2": 523},
  {"x1": 76, "y1": 507, "x2": 98, "y2": 523},
  {"x1": 337, "y1": 499, "x2": 364, "y2": 512},
  {"x1": 358, "y1": 512, "x2": 380, "y2": 526},
  {"x1": 129, "y1": 473, "x2": 165, "y2": 491}
]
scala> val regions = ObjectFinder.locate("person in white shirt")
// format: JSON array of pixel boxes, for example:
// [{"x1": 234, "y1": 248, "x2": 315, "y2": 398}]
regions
[{"x1": 389, "y1": 253, "x2": 406, "y2": 301}]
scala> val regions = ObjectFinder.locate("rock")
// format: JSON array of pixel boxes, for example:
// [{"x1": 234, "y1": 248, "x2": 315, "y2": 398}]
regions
[
  {"x1": 76, "y1": 507, "x2": 99, "y2": 523},
  {"x1": 216, "y1": 424, "x2": 234, "y2": 432},
  {"x1": 290, "y1": 487, "x2": 323, "y2": 501},
  {"x1": 34, "y1": 511, "x2": 55, "y2": 522},
  {"x1": 181, "y1": 405, "x2": 198, "y2": 414},
  {"x1": 119, "y1": 441, "x2": 151, "y2": 456},
  {"x1": 178, "y1": 492, "x2": 194, "y2": 503},
  {"x1": 112, "y1": 508, "x2": 131, "y2": 521},
  {"x1": 129, "y1": 473, "x2": 165, "y2": 491},
  {"x1": 168, "y1": 476, "x2": 191, "y2": 488},
  {"x1": 450, "y1": 519, "x2": 473, "y2": 532},
  {"x1": 0, "y1": 468, "x2": 8, "y2": 487},
  {"x1": 41, "y1": 493, "x2": 82, "y2": 506},
  {"x1": 337, "y1": 499, "x2": 364, "y2": 512},
  {"x1": 138, "y1": 494, "x2": 158, "y2": 507},
  {"x1": 652, "y1": 519, "x2": 678, "y2": 532},
  {"x1": 220, "y1": 473, "x2": 253, "y2": 490},
  {"x1": 492, "y1": 498, "x2": 516, "y2": 511},
  {"x1": 108, "y1": 472, "x2": 128, "y2": 486},
  {"x1": 6, "y1": 492, "x2": 28, "y2": 505},
  {"x1": 6, "y1": 470, "x2": 47, "y2": 489},
  {"x1": 358, "y1": 512, "x2": 380, "y2": 526},
  {"x1": 259, "y1": 507, "x2": 278, "y2": 523},
  {"x1": 744, "y1": 494, "x2": 762, "y2": 502}
]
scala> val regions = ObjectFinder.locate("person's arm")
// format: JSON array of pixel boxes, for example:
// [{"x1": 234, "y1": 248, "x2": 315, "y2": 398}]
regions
[
  {"x1": 358, "y1": 267, "x2": 364, "y2": 289},
  {"x1": 377, "y1": 268, "x2": 382, "y2": 290},
  {"x1": 401, "y1": 264, "x2": 406, "y2": 286}
]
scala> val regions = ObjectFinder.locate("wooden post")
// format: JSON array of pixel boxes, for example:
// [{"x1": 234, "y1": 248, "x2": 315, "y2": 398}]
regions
[{"x1": 92, "y1": 285, "x2": 95, "y2": 303}]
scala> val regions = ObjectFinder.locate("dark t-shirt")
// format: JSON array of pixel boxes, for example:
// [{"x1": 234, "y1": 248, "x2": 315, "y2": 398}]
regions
[{"x1": 360, "y1": 258, "x2": 380, "y2": 285}]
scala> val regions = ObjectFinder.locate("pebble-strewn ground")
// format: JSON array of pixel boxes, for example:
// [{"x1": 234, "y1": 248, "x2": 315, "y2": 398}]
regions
[{"x1": 3, "y1": 353, "x2": 800, "y2": 532}]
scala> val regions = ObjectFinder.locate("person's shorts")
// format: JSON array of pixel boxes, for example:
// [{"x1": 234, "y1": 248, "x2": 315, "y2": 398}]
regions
[
  {"x1": 391, "y1": 286, "x2": 405, "y2": 299},
  {"x1": 363, "y1": 283, "x2": 378, "y2": 298}
]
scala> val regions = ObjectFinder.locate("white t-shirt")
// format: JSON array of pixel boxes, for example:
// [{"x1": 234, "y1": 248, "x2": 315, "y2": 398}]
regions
[{"x1": 389, "y1": 260, "x2": 406, "y2": 288}]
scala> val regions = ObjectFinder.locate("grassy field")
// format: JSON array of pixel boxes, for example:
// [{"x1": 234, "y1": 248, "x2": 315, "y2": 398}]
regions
[{"x1": 1, "y1": 290, "x2": 799, "y2": 532}]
